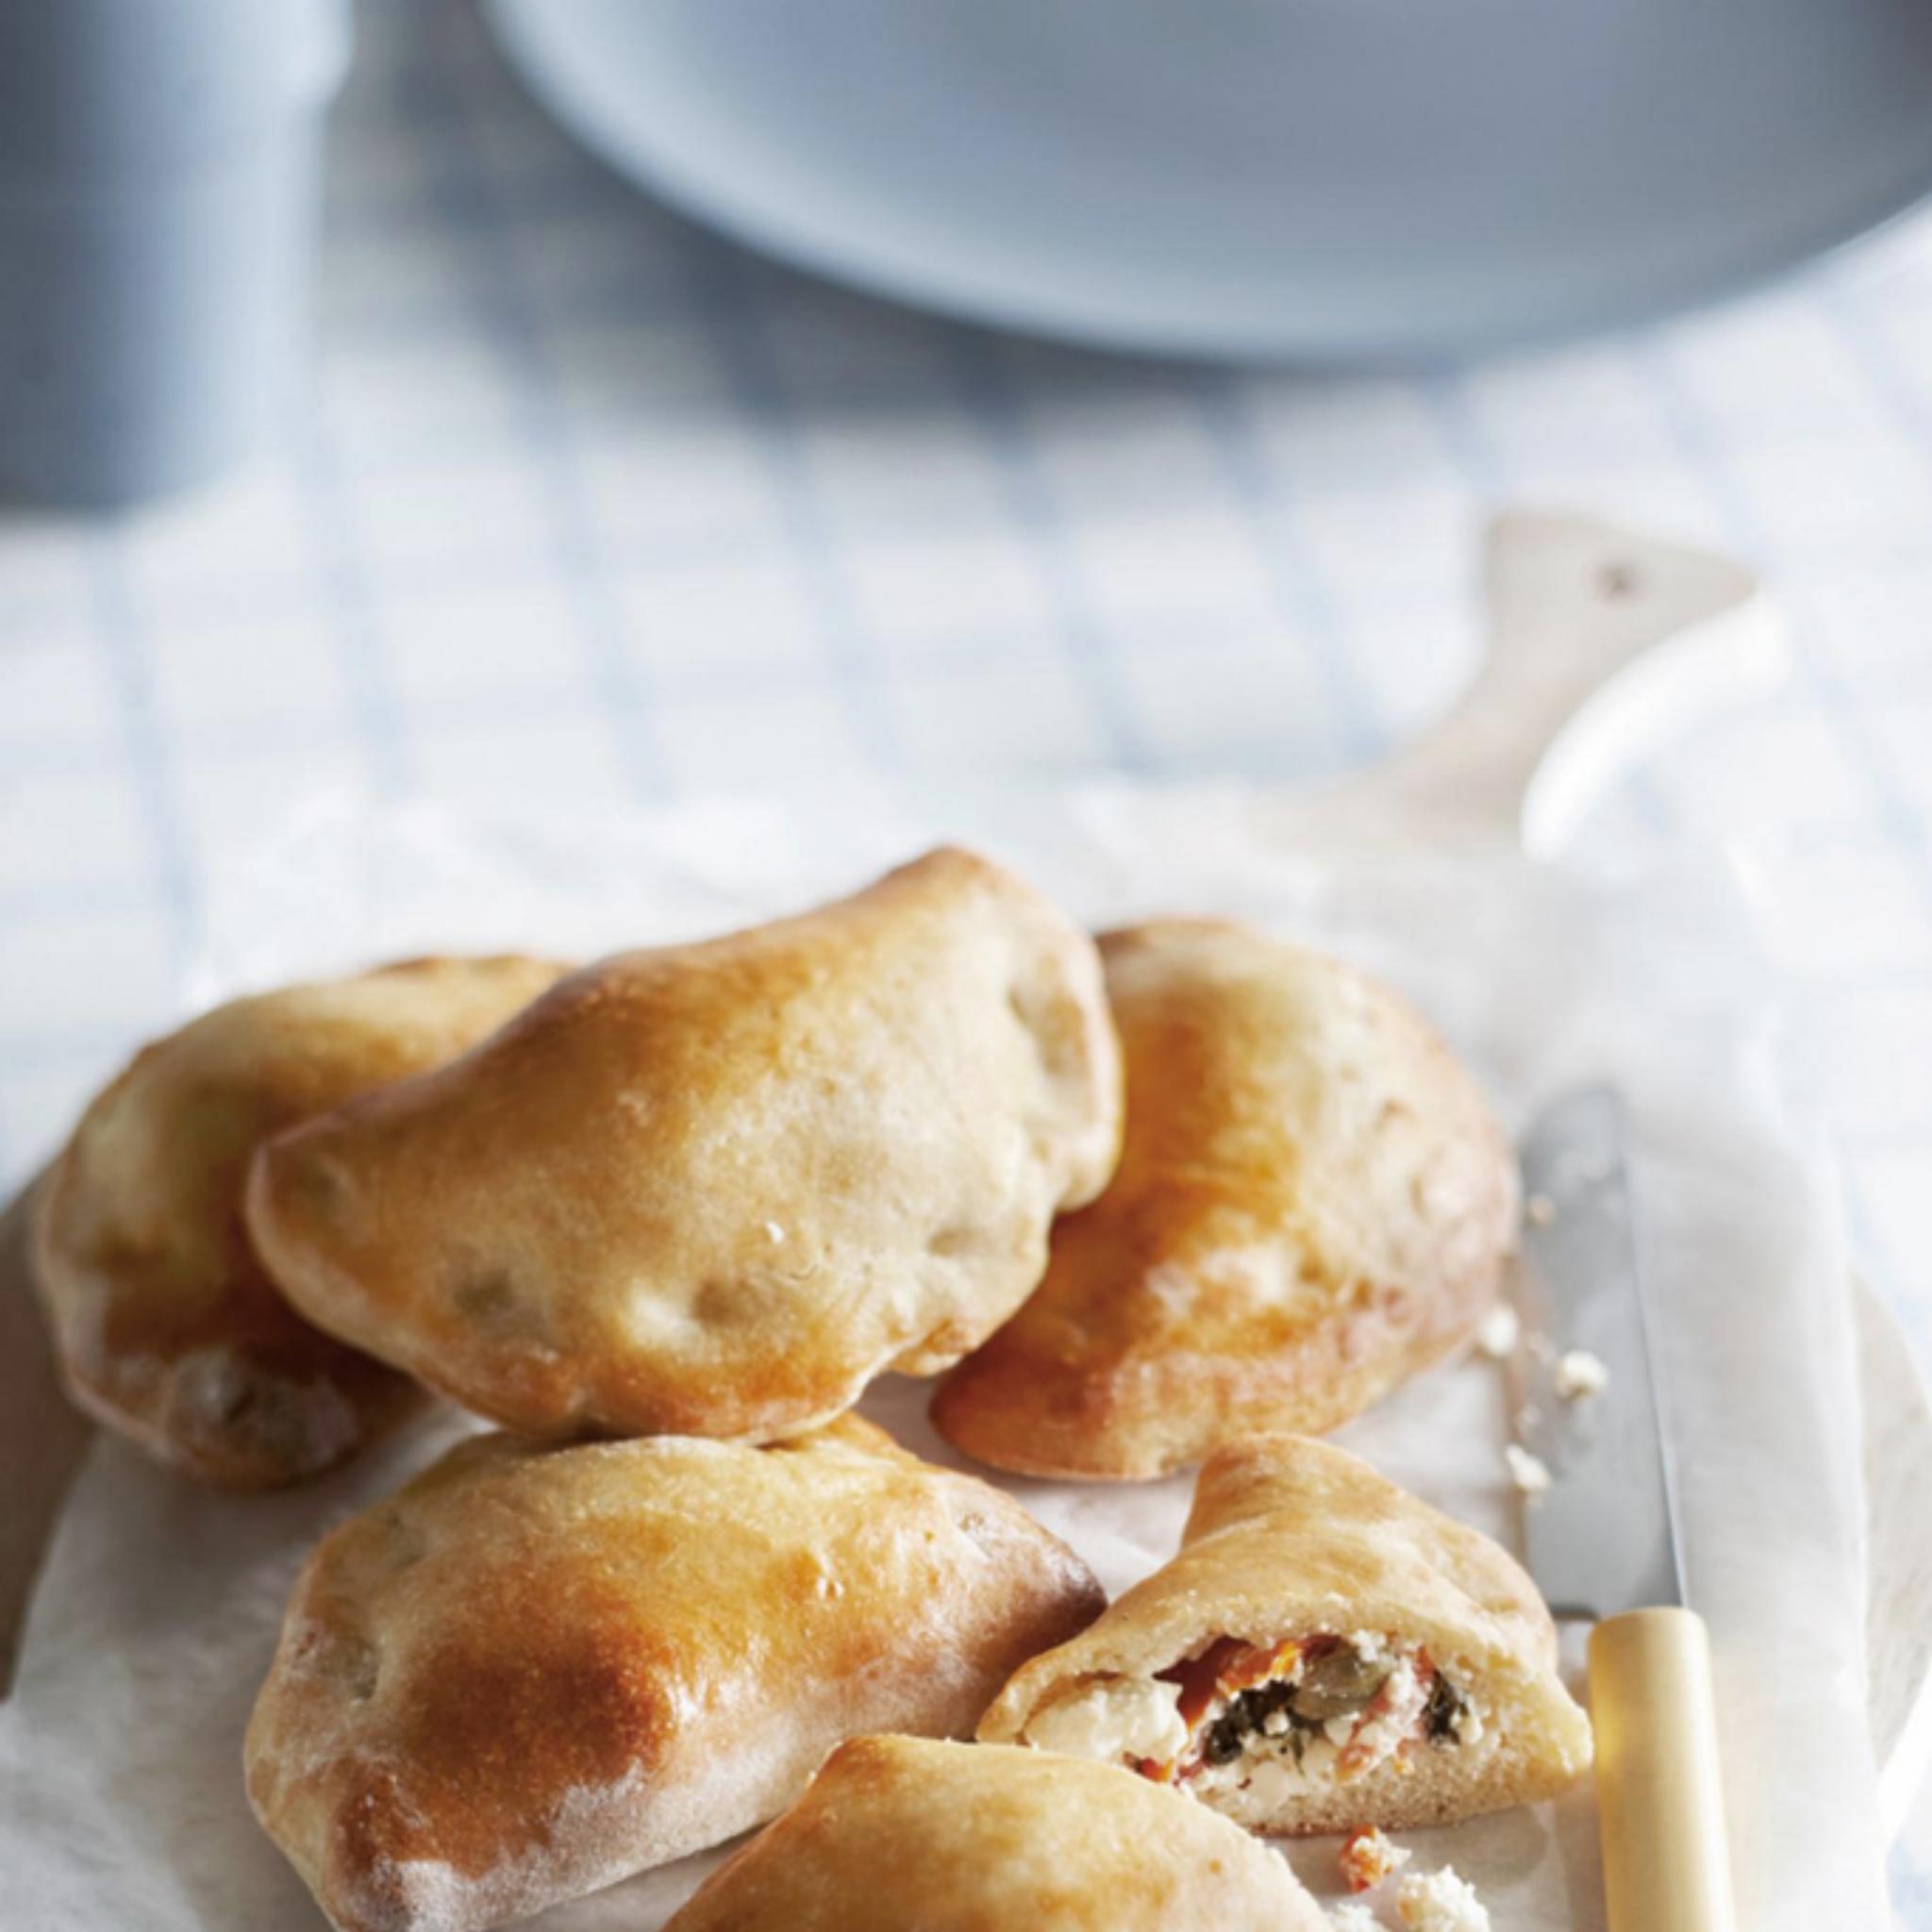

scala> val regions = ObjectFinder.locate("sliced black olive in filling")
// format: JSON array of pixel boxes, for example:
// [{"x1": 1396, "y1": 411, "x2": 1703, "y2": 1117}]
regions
[
  {"x1": 1289, "y1": 1647, "x2": 1392, "y2": 1721},
  {"x1": 1174, "y1": 1637, "x2": 1476, "y2": 1785},
  {"x1": 1424, "y1": 1669, "x2": 1470, "y2": 1742},
  {"x1": 1201, "y1": 1679, "x2": 1303, "y2": 1766}
]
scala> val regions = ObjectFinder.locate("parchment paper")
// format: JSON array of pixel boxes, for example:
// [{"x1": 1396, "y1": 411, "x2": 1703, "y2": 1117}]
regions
[{"x1": 0, "y1": 788, "x2": 1888, "y2": 1929}]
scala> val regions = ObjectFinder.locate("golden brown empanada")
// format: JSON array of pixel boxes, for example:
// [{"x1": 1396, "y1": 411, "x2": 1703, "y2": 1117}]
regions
[
  {"x1": 245, "y1": 1419, "x2": 1105, "y2": 1932},
  {"x1": 663, "y1": 1735, "x2": 1332, "y2": 1932},
  {"x1": 979, "y1": 1434, "x2": 1592, "y2": 1834},
  {"x1": 31, "y1": 956, "x2": 564, "y2": 1489},
  {"x1": 933, "y1": 919, "x2": 1515, "y2": 1478},
  {"x1": 245, "y1": 847, "x2": 1123, "y2": 1442}
]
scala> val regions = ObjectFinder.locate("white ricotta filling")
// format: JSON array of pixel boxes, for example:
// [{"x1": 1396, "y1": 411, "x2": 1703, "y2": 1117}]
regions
[
  {"x1": 1554, "y1": 1348, "x2": 1609, "y2": 1400},
  {"x1": 1188, "y1": 1641, "x2": 1487, "y2": 1807},
  {"x1": 1474, "y1": 1302, "x2": 1521, "y2": 1359},
  {"x1": 1339, "y1": 1824, "x2": 1411, "y2": 1891},
  {"x1": 1349, "y1": 1629, "x2": 1392, "y2": 1666},
  {"x1": 1504, "y1": 1442, "x2": 1552, "y2": 1497},
  {"x1": 1022, "y1": 1674, "x2": 1189, "y2": 1766},
  {"x1": 1194, "y1": 1654, "x2": 1427, "y2": 1800},
  {"x1": 1396, "y1": 1865, "x2": 1491, "y2": 1932}
]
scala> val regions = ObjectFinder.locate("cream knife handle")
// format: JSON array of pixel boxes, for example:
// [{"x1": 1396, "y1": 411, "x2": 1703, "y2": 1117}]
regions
[{"x1": 1589, "y1": 1607, "x2": 1738, "y2": 1932}]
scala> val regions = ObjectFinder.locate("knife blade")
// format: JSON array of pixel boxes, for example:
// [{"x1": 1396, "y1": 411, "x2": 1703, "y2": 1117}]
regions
[
  {"x1": 1516, "y1": 1083, "x2": 1736, "y2": 1932},
  {"x1": 1518, "y1": 1082, "x2": 1683, "y2": 1619}
]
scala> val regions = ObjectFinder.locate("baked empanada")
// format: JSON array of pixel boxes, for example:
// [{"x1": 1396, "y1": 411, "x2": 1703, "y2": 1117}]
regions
[
  {"x1": 663, "y1": 1735, "x2": 1332, "y2": 1932},
  {"x1": 245, "y1": 1419, "x2": 1105, "y2": 1932},
  {"x1": 246, "y1": 847, "x2": 1123, "y2": 1442},
  {"x1": 32, "y1": 956, "x2": 563, "y2": 1489},
  {"x1": 933, "y1": 919, "x2": 1515, "y2": 1478},
  {"x1": 979, "y1": 1434, "x2": 1592, "y2": 1833}
]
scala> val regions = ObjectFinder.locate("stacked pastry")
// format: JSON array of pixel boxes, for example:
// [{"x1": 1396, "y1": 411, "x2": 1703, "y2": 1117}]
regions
[{"x1": 33, "y1": 847, "x2": 1590, "y2": 1932}]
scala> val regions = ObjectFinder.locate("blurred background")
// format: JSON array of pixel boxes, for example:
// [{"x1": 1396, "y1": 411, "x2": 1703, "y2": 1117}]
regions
[{"x1": 3, "y1": 9, "x2": 1932, "y2": 1897}]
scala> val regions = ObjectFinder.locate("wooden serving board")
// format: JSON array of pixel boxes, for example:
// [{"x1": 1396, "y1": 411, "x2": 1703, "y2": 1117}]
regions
[
  {"x1": 1262, "y1": 509, "x2": 1932, "y2": 1835},
  {"x1": 2, "y1": 509, "x2": 1924, "y2": 1835}
]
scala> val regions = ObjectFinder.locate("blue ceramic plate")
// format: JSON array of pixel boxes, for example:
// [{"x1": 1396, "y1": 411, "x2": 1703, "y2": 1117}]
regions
[{"x1": 486, "y1": 0, "x2": 1932, "y2": 362}]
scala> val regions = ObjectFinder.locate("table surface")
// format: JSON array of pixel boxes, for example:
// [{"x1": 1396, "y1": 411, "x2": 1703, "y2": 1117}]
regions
[{"x1": 2, "y1": 1, "x2": 1930, "y2": 1919}]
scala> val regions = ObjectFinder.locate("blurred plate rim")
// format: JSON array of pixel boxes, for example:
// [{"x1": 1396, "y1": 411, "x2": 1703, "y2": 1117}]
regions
[{"x1": 482, "y1": 0, "x2": 1932, "y2": 364}]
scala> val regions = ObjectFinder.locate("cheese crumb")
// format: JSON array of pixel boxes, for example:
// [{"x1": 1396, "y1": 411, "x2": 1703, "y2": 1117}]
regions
[
  {"x1": 1475, "y1": 1303, "x2": 1521, "y2": 1359},
  {"x1": 1396, "y1": 1866, "x2": 1491, "y2": 1932},
  {"x1": 1505, "y1": 1443, "x2": 1552, "y2": 1497},
  {"x1": 1331, "y1": 1906, "x2": 1382, "y2": 1932},
  {"x1": 1524, "y1": 1191, "x2": 1557, "y2": 1226},
  {"x1": 1554, "y1": 1349, "x2": 1609, "y2": 1401},
  {"x1": 1339, "y1": 1825, "x2": 1411, "y2": 1892},
  {"x1": 764, "y1": 1222, "x2": 786, "y2": 1244}
]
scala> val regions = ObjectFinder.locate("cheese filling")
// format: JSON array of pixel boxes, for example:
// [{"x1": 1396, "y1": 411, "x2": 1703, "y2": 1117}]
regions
[
  {"x1": 1020, "y1": 1674, "x2": 1190, "y2": 1767},
  {"x1": 1397, "y1": 1865, "x2": 1492, "y2": 1931},
  {"x1": 1024, "y1": 1632, "x2": 1487, "y2": 1799}
]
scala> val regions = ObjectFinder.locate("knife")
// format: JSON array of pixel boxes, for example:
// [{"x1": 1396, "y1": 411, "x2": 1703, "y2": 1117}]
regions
[{"x1": 1518, "y1": 1085, "x2": 1737, "y2": 1932}]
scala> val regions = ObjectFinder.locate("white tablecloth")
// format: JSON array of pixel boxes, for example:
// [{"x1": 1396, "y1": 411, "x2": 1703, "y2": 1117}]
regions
[{"x1": 1, "y1": 2, "x2": 1929, "y2": 1919}]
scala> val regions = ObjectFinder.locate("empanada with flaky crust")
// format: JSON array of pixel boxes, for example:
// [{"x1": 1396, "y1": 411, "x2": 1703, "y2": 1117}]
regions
[
  {"x1": 245, "y1": 848, "x2": 1122, "y2": 1443},
  {"x1": 934, "y1": 919, "x2": 1515, "y2": 1478},
  {"x1": 245, "y1": 1418, "x2": 1104, "y2": 1932},
  {"x1": 664, "y1": 1735, "x2": 1332, "y2": 1932},
  {"x1": 979, "y1": 1433, "x2": 1592, "y2": 1834},
  {"x1": 32, "y1": 956, "x2": 564, "y2": 1489}
]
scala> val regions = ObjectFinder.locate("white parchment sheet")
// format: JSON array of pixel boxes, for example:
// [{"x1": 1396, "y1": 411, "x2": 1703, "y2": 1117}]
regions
[{"x1": 0, "y1": 789, "x2": 1888, "y2": 1929}]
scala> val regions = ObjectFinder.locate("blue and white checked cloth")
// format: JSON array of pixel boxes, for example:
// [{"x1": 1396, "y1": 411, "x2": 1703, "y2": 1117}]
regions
[{"x1": 2, "y1": 3, "x2": 1930, "y2": 1917}]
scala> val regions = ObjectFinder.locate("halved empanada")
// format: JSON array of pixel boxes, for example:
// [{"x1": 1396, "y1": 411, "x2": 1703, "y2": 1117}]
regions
[
  {"x1": 245, "y1": 848, "x2": 1123, "y2": 1442},
  {"x1": 245, "y1": 1418, "x2": 1105, "y2": 1932},
  {"x1": 934, "y1": 920, "x2": 1515, "y2": 1478},
  {"x1": 32, "y1": 956, "x2": 564, "y2": 1489},
  {"x1": 978, "y1": 1434, "x2": 1592, "y2": 1833},
  {"x1": 664, "y1": 1735, "x2": 1332, "y2": 1932}
]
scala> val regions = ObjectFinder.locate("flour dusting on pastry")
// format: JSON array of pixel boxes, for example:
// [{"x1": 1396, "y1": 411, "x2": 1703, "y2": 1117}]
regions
[
  {"x1": 353, "y1": 1763, "x2": 650, "y2": 1932},
  {"x1": 245, "y1": 1420, "x2": 1104, "y2": 1932}
]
